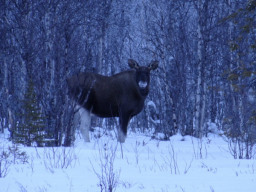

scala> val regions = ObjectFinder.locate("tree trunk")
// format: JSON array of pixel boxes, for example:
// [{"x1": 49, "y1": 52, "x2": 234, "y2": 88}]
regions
[
  {"x1": 193, "y1": 0, "x2": 208, "y2": 138},
  {"x1": 194, "y1": 20, "x2": 204, "y2": 137}
]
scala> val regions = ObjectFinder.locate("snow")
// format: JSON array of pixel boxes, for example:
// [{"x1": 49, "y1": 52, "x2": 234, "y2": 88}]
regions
[{"x1": 1, "y1": 129, "x2": 256, "y2": 192}]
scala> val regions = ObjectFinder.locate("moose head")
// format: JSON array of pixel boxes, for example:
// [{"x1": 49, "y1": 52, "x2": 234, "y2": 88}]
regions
[
  {"x1": 67, "y1": 59, "x2": 158, "y2": 143},
  {"x1": 128, "y1": 59, "x2": 158, "y2": 95}
]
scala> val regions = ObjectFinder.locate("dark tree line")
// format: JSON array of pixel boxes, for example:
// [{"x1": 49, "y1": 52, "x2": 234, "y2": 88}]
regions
[{"x1": 1, "y1": 0, "x2": 256, "y2": 157}]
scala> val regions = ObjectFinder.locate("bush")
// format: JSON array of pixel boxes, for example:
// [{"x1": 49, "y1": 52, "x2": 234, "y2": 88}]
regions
[{"x1": 0, "y1": 145, "x2": 28, "y2": 178}]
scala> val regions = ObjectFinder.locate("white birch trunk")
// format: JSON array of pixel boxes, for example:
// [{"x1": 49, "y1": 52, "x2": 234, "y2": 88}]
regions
[
  {"x1": 170, "y1": 96, "x2": 178, "y2": 132},
  {"x1": 4, "y1": 58, "x2": 8, "y2": 90},
  {"x1": 21, "y1": 59, "x2": 27, "y2": 98},
  {"x1": 4, "y1": 59, "x2": 14, "y2": 130},
  {"x1": 228, "y1": 0, "x2": 238, "y2": 122},
  {"x1": 200, "y1": 81, "x2": 206, "y2": 135},
  {"x1": 99, "y1": 32, "x2": 104, "y2": 74},
  {"x1": 162, "y1": 60, "x2": 178, "y2": 134},
  {"x1": 194, "y1": 21, "x2": 203, "y2": 138},
  {"x1": 193, "y1": 0, "x2": 208, "y2": 138},
  {"x1": 194, "y1": 65, "x2": 202, "y2": 137},
  {"x1": 45, "y1": 11, "x2": 56, "y2": 104},
  {"x1": 50, "y1": 60, "x2": 55, "y2": 93},
  {"x1": 238, "y1": 93, "x2": 244, "y2": 134}
]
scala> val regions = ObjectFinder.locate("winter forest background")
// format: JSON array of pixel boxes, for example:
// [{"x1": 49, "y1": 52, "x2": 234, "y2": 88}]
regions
[{"x1": 0, "y1": 0, "x2": 256, "y2": 158}]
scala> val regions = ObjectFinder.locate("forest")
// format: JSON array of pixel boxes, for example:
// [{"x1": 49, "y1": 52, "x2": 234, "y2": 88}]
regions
[{"x1": 0, "y1": 0, "x2": 256, "y2": 158}]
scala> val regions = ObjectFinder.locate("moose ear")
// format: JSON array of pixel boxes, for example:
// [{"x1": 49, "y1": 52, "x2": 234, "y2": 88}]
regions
[
  {"x1": 128, "y1": 59, "x2": 139, "y2": 69},
  {"x1": 148, "y1": 61, "x2": 159, "y2": 70}
]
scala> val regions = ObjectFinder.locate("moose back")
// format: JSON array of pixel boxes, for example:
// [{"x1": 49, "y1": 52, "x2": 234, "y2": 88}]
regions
[{"x1": 67, "y1": 59, "x2": 158, "y2": 143}]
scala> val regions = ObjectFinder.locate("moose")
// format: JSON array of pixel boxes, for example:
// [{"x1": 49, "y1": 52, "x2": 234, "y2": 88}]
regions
[{"x1": 67, "y1": 59, "x2": 158, "y2": 143}]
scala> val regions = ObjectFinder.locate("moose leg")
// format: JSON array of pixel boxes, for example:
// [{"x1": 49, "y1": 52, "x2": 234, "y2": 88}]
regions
[
  {"x1": 78, "y1": 107, "x2": 91, "y2": 142},
  {"x1": 118, "y1": 114, "x2": 130, "y2": 143}
]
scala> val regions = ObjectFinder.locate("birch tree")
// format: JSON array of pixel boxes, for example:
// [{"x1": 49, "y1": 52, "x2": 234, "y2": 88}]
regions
[{"x1": 192, "y1": 0, "x2": 208, "y2": 138}]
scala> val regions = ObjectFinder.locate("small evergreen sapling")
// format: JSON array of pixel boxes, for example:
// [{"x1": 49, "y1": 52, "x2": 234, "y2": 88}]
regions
[{"x1": 13, "y1": 79, "x2": 46, "y2": 147}]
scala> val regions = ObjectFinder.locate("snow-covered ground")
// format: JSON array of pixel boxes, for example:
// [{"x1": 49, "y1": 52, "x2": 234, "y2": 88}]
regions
[{"x1": 1, "y1": 129, "x2": 255, "y2": 192}]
